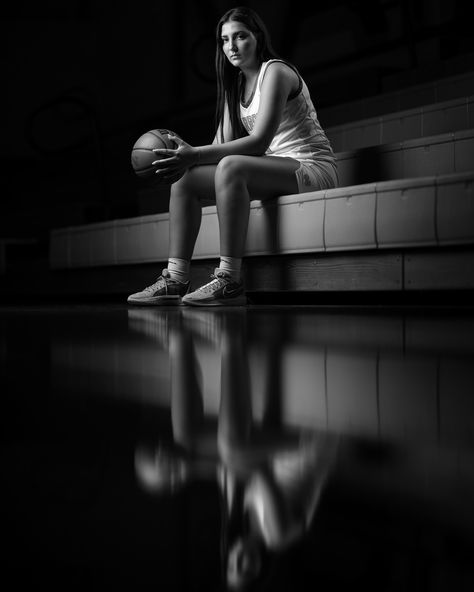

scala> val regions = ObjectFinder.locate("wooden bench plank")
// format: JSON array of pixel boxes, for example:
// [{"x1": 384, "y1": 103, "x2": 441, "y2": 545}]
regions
[
  {"x1": 405, "y1": 250, "x2": 474, "y2": 290},
  {"x1": 194, "y1": 252, "x2": 403, "y2": 292}
]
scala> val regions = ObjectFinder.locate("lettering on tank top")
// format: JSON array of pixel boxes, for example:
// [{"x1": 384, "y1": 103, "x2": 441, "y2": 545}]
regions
[{"x1": 242, "y1": 113, "x2": 257, "y2": 133}]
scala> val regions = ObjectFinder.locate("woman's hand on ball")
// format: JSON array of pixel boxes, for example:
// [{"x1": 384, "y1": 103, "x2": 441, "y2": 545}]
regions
[{"x1": 152, "y1": 134, "x2": 199, "y2": 180}]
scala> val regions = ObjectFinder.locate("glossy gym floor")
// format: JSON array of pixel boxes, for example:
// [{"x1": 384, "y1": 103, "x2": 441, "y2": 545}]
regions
[{"x1": 2, "y1": 302, "x2": 474, "y2": 591}]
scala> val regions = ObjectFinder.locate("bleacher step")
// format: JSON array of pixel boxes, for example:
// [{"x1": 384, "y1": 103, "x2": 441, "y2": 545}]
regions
[
  {"x1": 337, "y1": 128, "x2": 474, "y2": 186},
  {"x1": 327, "y1": 95, "x2": 474, "y2": 152},
  {"x1": 49, "y1": 171, "x2": 474, "y2": 273},
  {"x1": 320, "y1": 69, "x2": 474, "y2": 127}
]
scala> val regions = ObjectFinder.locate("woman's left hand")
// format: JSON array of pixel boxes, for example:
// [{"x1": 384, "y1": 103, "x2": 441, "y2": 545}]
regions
[{"x1": 152, "y1": 134, "x2": 199, "y2": 181}]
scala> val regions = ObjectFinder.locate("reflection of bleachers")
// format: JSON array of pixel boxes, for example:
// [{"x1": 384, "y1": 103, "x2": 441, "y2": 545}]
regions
[
  {"x1": 51, "y1": 311, "x2": 474, "y2": 447},
  {"x1": 48, "y1": 70, "x2": 474, "y2": 295}
]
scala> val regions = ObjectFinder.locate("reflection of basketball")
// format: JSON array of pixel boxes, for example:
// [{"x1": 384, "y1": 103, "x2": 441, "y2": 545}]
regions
[{"x1": 131, "y1": 128, "x2": 183, "y2": 183}]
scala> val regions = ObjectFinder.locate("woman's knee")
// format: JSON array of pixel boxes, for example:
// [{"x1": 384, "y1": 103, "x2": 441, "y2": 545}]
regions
[
  {"x1": 215, "y1": 155, "x2": 248, "y2": 187},
  {"x1": 170, "y1": 166, "x2": 216, "y2": 203},
  {"x1": 170, "y1": 168, "x2": 197, "y2": 197}
]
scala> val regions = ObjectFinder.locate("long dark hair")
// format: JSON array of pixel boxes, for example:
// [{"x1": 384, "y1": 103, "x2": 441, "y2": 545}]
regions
[{"x1": 214, "y1": 6, "x2": 280, "y2": 143}]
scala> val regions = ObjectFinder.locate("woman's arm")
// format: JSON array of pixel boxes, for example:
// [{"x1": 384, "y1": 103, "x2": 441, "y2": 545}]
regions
[
  {"x1": 153, "y1": 62, "x2": 298, "y2": 175},
  {"x1": 201, "y1": 62, "x2": 297, "y2": 161},
  {"x1": 213, "y1": 101, "x2": 233, "y2": 144}
]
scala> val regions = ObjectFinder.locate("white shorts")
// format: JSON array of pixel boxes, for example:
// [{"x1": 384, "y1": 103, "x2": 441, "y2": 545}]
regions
[{"x1": 295, "y1": 160, "x2": 338, "y2": 193}]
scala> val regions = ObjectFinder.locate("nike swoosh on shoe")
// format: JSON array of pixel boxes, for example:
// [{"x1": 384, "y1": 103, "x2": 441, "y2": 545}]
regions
[{"x1": 222, "y1": 285, "x2": 244, "y2": 297}]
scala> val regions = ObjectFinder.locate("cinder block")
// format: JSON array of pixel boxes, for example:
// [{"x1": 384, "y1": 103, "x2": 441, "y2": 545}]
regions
[
  {"x1": 437, "y1": 172, "x2": 474, "y2": 244},
  {"x1": 399, "y1": 84, "x2": 436, "y2": 110},
  {"x1": 276, "y1": 193, "x2": 325, "y2": 253},
  {"x1": 245, "y1": 201, "x2": 281, "y2": 255},
  {"x1": 337, "y1": 145, "x2": 404, "y2": 186},
  {"x1": 115, "y1": 214, "x2": 169, "y2": 264},
  {"x1": 319, "y1": 104, "x2": 355, "y2": 127},
  {"x1": 381, "y1": 110, "x2": 422, "y2": 144},
  {"x1": 376, "y1": 178, "x2": 437, "y2": 248},
  {"x1": 468, "y1": 97, "x2": 474, "y2": 129},
  {"x1": 375, "y1": 145, "x2": 404, "y2": 180},
  {"x1": 114, "y1": 223, "x2": 134, "y2": 264},
  {"x1": 436, "y1": 73, "x2": 474, "y2": 102},
  {"x1": 423, "y1": 99, "x2": 468, "y2": 136},
  {"x1": 139, "y1": 217, "x2": 169, "y2": 262},
  {"x1": 326, "y1": 128, "x2": 344, "y2": 152},
  {"x1": 334, "y1": 151, "x2": 356, "y2": 185},
  {"x1": 319, "y1": 73, "x2": 474, "y2": 129},
  {"x1": 69, "y1": 228, "x2": 92, "y2": 268},
  {"x1": 454, "y1": 129, "x2": 474, "y2": 173},
  {"x1": 194, "y1": 206, "x2": 219, "y2": 259},
  {"x1": 324, "y1": 184, "x2": 377, "y2": 251},
  {"x1": 344, "y1": 119, "x2": 381, "y2": 151},
  {"x1": 88, "y1": 224, "x2": 116, "y2": 266},
  {"x1": 368, "y1": 93, "x2": 401, "y2": 117},
  {"x1": 402, "y1": 135, "x2": 454, "y2": 178}
]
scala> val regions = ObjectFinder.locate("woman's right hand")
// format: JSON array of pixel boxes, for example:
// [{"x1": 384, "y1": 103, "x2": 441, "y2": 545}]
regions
[{"x1": 152, "y1": 134, "x2": 200, "y2": 181}]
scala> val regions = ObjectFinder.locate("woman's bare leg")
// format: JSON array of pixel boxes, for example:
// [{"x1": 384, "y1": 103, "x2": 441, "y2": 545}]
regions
[
  {"x1": 127, "y1": 165, "x2": 219, "y2": 304},
  {"x1": 168, "y1": 164, "x2": 217, "y2": 260},
  {"x1": 214, "y1": 155, "x2": 300, "y2": 258},
  {"x1": 169, "y1": 156, "x2": 299, "y2": 260}
]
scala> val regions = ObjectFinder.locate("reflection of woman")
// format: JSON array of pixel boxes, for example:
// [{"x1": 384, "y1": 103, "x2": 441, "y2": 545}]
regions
[
  {"x1": 219, "y1": 433, "x2": 336, "y2": 591},
  {"x1": 134, "y1": 310, "x2": 218, "y2": 494},
  {"x1": 216, "y1": 310, "x2": 337, "y2": 590},
  {"x1": 133, "y1": 308, "x2": 338, "y2": 590}
]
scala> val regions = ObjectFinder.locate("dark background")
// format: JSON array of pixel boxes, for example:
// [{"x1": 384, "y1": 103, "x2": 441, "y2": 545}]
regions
[{"x1": 2, "y1": 0, "x2": 473, "y2": 250}]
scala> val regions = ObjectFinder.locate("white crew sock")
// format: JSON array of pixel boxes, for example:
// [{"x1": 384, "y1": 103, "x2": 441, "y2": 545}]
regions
[
  {"x1": 218, "y1": 256, "x2": 241, "y2": 281},
  {"x1": 167, "y1": 257, "x2": 190, "y2": 283}
]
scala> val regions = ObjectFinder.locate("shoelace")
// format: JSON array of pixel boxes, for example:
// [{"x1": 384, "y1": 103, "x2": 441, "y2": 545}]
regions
[
  {"x1": 142, "y1": 276, "x2": 167, "y2": 294},
  {"x1": 198, "y1": 273, "x2": 229, "y2": 294}
]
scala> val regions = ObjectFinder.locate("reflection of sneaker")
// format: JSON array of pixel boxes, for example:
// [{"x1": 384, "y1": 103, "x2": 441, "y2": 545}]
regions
[
  {"x1": 127, "y1": 269, "x2": 189, "y2": 306},
  {"x1": 182, "y1": 269, "x2": 247, "y2": 307},
  {"x1": 128, "y1": 308, "x2": 182, "y2": 348},
  {"x1": 181, "y1": 308, "x2": 224, "y2": 346}
]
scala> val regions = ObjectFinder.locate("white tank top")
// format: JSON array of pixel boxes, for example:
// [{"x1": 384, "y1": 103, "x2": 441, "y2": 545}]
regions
[{"x1": 240, "y1": 59, "x2": 336, "y2": 166}]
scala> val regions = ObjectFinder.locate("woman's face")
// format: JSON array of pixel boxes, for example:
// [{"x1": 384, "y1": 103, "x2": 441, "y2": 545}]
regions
[{"x1": 220, "y1": 20, "x2": 259, "y2": 70}]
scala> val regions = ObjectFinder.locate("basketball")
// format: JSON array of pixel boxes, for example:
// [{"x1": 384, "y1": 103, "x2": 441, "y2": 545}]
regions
[{"x1": 131, "y1": 128, "x2": 184, "y2": 183}]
